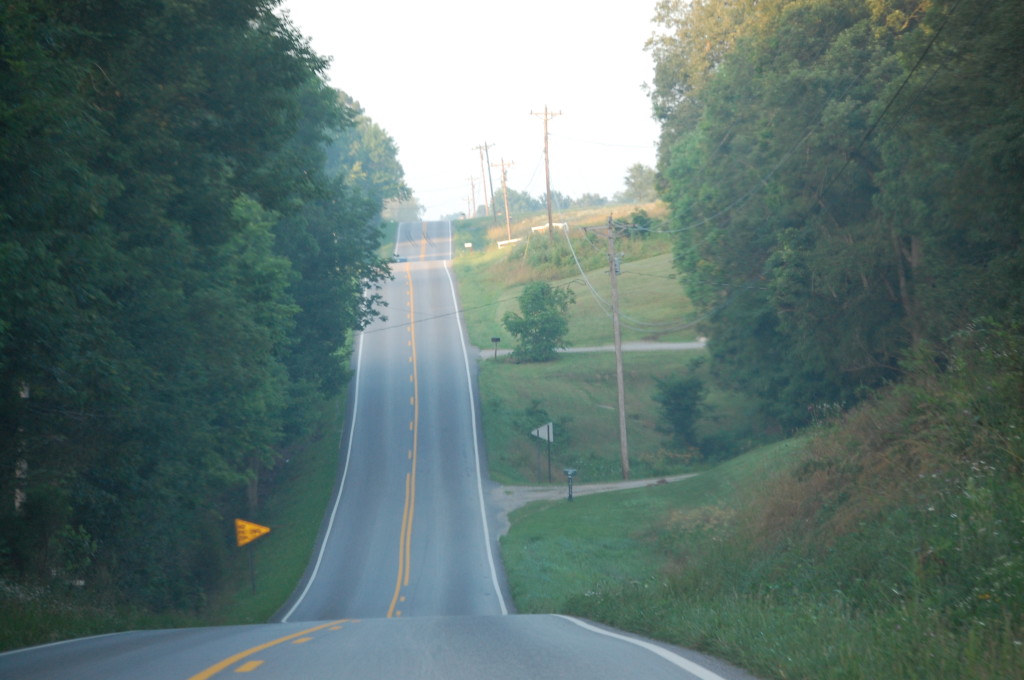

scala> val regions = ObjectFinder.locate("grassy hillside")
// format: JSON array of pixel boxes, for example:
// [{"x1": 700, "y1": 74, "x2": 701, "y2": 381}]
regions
[
  {"x1": 456, "y1": 203, "x2": 777, "y2": 481},
  {"x1": 479, "y1": 351, "x2": 771, "y2": 484},
  {"x1": 453, "y1": 203, "x2": 700, "y2": 349},
  {"x1": 501, "y1": 326, "x2": 1024, "y2": 679}
]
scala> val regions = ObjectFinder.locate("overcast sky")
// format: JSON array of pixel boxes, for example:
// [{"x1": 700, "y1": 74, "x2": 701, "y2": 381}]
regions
[{"x1": 277, "y1": 1, "x2": 662, "y2": 220}]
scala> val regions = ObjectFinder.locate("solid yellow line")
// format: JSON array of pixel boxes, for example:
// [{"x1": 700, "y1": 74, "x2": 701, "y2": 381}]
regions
[
  {"x1": 388, "y1": 264, "x2": 419, "y2": 617},
  {"x1": 186, "y1": 620, "x2": 346, "y2": 680},
  {"x1": 404, "y1": 462, "x2": 415, "y2": 587},
  {"x1": 407, "y1": 268, "x2": 419, "y2": 587}
]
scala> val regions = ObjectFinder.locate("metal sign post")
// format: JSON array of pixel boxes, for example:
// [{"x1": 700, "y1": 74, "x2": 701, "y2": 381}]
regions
[
  {"x1": 530, "y1": 422, "x2": 554, "y2": 482},
  {"x1": 235, "y1": 519, "x2": 271, "y2": 594},
  {"x1": 563, "y1": 468, "x2": 577, "y2": 501}
]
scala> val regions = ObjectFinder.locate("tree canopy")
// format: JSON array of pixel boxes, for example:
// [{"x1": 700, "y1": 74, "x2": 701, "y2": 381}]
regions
[
  {"x1": 616, "y1": 164, "x2": 658, "y2": 203},
  {"x1": 0, "y1": 0, "x2": 400, "y2": 609},
  {"x1": 502, "y1": 282, "x2": 576, "y2": 362},
  {"x1": 651, "y1": 0, "x2": 1023, "y2": 426}
]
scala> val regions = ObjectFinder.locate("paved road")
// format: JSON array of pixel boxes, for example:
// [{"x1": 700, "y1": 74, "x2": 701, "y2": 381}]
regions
[
  {"x1": 0, "y1": 222, "x2": 759, "y2": 680},
  {"x1": 274, "y1": 225, "x2": 506, "y2": 621}
]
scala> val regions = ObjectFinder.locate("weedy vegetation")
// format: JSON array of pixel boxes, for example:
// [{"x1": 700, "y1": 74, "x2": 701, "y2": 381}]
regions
[{"x1": 501, "y1": 322, "x2": 1023, "y2": 679}]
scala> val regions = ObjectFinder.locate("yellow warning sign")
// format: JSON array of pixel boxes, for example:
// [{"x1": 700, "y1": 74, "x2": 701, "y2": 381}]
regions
[{"x1": 235, "y1": 518, "x2": 271, "y2": 547}]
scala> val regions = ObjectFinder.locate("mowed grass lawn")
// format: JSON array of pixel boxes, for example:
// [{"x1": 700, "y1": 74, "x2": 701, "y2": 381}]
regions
[
  {"x1": 479, "y1": 350, "x2": 709, "y2": 485},
  {"x1": 500, "y1": 438, "x2": 802, "y2": 613}
]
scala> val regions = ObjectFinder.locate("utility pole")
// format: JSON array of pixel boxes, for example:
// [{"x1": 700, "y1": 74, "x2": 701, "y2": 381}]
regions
[
  {"x1": 585, "y1": 216, "x2": 631, "y2": 479},
  {"x1": 474, "y1": 142, "x2": 497, "y2": 223},
  {"x1": 531, "y1": 105, "x2": 561, "y2": 239},
  {"x1": 467, "y1": 176, "x2": 476, "y2": 218},
  {"x1": 492, "y1": 158, "x2": 514, "y2": 240}
]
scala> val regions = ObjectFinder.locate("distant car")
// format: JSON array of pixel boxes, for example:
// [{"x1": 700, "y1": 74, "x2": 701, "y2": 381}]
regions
[{"x1": 392, "y1": 253, "x2": 406, "y2": 262}]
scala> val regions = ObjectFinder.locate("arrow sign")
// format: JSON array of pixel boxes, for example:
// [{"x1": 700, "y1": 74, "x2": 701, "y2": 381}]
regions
[
  {"x1": 235, "y1": 518, "x2": 271, "y2": 547},
  {"x1": 531, "y1": 422, "x2": 553, "y2": 443}
]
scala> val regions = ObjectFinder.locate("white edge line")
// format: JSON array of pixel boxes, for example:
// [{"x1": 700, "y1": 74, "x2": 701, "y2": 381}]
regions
[
  {"x1": 443, "y1": 247, "x2": 509, "y2": 616},
  {"x1": 0, "y1": 632, "x2": 122, "y2": 657},
  {"x1": 279, "y1": 332, "x2": 365, "y2": 622},
  {"x1": 555, "y1": 615, "x2": 730, "y2": 680}
]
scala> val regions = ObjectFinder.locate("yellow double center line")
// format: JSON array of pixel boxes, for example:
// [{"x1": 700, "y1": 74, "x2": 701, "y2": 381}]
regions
[
  {"x1": 186, "y1": 620, "x2": 349, "y2": 680},
  {"x1": 388, "y1": 264, "x2": 418, "y2": 618}
]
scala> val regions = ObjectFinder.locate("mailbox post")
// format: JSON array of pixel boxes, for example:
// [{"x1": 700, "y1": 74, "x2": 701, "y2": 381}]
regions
[{"x1": 563, "y1": 468, "x2": 577, "y2": 502}]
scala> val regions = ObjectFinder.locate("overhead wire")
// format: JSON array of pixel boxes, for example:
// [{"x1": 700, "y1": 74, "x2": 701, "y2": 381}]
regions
[
  {"x1": 822, "y1": 0, "x2": 965, "y2": 193},
  {"x1": 429, "y1": 5, "x2": 967, "y2": 339}
]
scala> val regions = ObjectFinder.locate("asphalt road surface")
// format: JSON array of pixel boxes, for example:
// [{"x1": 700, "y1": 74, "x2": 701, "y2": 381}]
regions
[{"x1": 0, "y1": 222, "x2": 759, "y2": 680}]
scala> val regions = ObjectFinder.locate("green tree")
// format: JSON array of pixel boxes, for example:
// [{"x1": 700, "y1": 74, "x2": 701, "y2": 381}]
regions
[
  {"x1": 325, "y1": 92, "x2": 410, "y2": 205},
  {"x1": 384, "y1": 196, "x2": 425, "y2": 222},
  {"x1": 616, "y1": 164, "x2": 658, "y2": 203},
  {"x1": 492, "y1": 188, "x2": 544, "y2": 217},
  {"x1": 502, "y1": 282, "x2": 576, "y2": 362},
  {"x1": 654, "y1": 0, "x2": 1023, "y2": 426},
  {"x1": 0, "y1": 0, "x2": 395, "y2": 609},
  {"x1": 653, "y1": 375, "x2": 706, "y2": 449},
  {"x1": 574, "y1": 193, "x2": 609, "y2": 209}
]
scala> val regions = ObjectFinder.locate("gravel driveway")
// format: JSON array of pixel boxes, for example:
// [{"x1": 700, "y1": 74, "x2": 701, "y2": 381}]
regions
[{"x1": 489, "y1": 474, "x2": 698, "y2": 536}]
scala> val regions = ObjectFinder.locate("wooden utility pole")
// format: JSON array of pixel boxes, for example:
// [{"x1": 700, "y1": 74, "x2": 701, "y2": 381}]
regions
[
  {"x1": 531, "y1": 106, "x2": 562, "y2": 239},
  {"x1": 492, "y1": 158, "x2": 514, "y2": 240},
  {"x1": 585, "y1": 216, "x2": 631, "y2": 479},
  {"x1": 474, "y1": 142, "x2": 496, "y2": 222}
]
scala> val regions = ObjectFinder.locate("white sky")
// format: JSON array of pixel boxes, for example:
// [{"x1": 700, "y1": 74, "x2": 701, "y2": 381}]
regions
[{"x1": 277, "y1": 0, "x2": 662, "y2": 220}]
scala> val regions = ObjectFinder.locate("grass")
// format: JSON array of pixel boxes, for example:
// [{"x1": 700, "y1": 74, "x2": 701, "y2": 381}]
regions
[
  {"x1": 452, "y1": 202, "x2": 696, "y2": 350},
  {"x1": 201, "y1": 397, "x2": 346, "y2": 624},
  {"x1": 500, "y1": 328, "x2": 1024, "y2": 679},
  {"x1": 13, "y1": 205, "x2": 1019, "y2": 680},
  {"x1": 501, "y1": 438, "x2": 801, "y2": 612},
  {"x1": 479, "y1": 350, "x2": 770, "y2": 484},
  {"x1": 0, "y1": 394, "x2": 346, "y2": 650}
]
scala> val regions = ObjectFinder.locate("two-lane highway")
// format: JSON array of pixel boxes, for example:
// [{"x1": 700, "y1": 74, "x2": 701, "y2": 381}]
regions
[
  {"x1": 0, "y1": 221, "x2": 759, "y2": 680},
  {"x1": 275, "y1": 220, "x2": 506, "y2": 622}
]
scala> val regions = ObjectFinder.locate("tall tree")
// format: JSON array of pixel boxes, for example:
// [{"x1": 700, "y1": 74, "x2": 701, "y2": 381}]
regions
[
  {"x1": 654, "y1": 0, "x2": 1023, "y2": 426},
  {"x1": 0, "y1": 0, "x2": 395, "y2": 608},
  {"x1": 325, "y1": 92, "x2": 410, "y2": 206}
]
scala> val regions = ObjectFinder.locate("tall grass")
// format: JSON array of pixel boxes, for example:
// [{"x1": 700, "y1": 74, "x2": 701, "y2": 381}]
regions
[{"x1": 501, "y1": 324, "x2": 1024, "y2": 679}]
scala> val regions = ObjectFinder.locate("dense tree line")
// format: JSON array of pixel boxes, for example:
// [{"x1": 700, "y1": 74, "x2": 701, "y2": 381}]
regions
[
  {"x1": 651, "y1": 0, "x2": 1023, "y2": 426},
  {"x1": 0, "y1": 0, "x2": 404, "y2": 609},
  {"x1": 479, "y1": 188, "x2": 612, "y2": 220}
]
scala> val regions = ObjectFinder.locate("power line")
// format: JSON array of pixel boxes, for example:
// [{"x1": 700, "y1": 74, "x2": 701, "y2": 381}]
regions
[{"x1": 823, "y1": 0, "x2": 965, "y2": 194}]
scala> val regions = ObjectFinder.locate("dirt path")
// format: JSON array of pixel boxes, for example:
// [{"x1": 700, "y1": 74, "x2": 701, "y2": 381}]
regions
[
  {"x1": 479, "y1": 340, "x2": 706, "y2": 361},
  {"x1": 489, "y1": 473, "x2": 698, "y2": 536}
]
